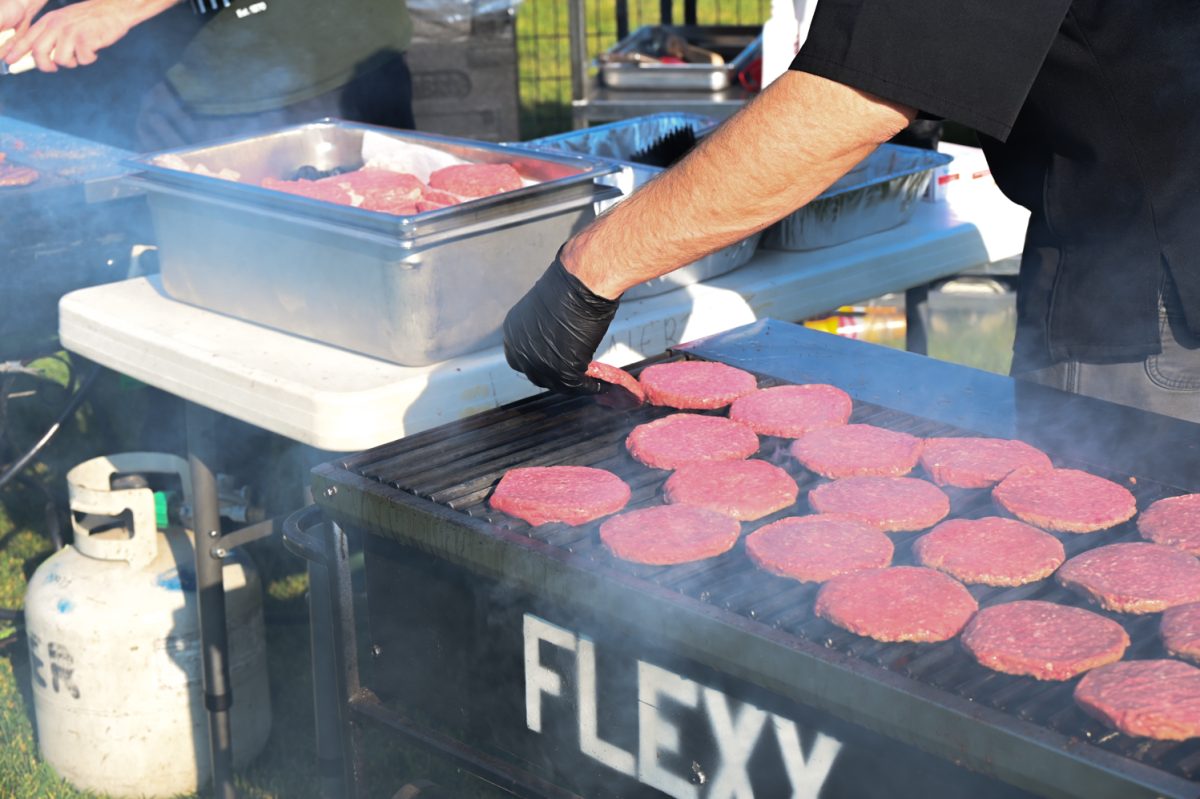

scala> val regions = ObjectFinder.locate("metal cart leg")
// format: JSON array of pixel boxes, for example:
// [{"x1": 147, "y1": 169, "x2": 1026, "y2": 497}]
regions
[
  {"x1": 568, "y1": 0, "x2": 589, "y2": 130},
  {"x1": 284, "y1": 505, "x2": 366, "y2": 799},
  {"x1": 906, "y1": 283, "x2": 931, "y2": 355},
  {"x1": 307, "y1": 538, "x2": 353, "y2": 799},
  {"x1": 186, "y1": 402, "x2": 237, "y2": 799},
  {"x1": 327, "y1": 517, "x2": 367, "y2": 797}
]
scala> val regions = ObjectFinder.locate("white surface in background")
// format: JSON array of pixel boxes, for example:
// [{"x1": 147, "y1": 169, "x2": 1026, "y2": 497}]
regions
[
  {"x1": 360, "y1": 131, "x2": 539, "y2": 188},
  {"x1": 360, "y1": 132, "x2": 468, "y2": 180},
  {"x1": 60, "y1": 156, "x2": 1027, "y2": 451}
]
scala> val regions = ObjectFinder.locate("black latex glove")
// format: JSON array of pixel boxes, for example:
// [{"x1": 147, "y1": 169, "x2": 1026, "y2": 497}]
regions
[{"x1": 503, "y1": 256, "x2": 620, "y2": 395}]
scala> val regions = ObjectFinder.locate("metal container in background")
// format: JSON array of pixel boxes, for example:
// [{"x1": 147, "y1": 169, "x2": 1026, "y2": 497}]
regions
[
  {"x1": 597, "y1": 25, "x2": 763, "y2": 91},
  {"x1": 763, "y1": 144, "x2": 953, "y2": 251},
  {"x1": 522, "y1": 113, "x2": 762, "y2": 300},
  {"x1": 127, "y1": 120, "x2": 619, "y2": 366}
]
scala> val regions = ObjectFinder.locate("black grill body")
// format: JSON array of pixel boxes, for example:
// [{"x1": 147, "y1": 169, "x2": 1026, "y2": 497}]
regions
[{"x1": 307, "y1": 320, "x2": 1200, "y2": 799}]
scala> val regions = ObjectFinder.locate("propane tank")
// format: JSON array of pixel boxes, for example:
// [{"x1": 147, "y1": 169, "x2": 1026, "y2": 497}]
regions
[{"x1": 24, "y1": 452, "x2": 271, "y2": 798}]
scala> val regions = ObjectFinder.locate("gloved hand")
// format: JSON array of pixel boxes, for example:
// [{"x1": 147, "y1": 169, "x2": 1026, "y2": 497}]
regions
[{"x1": 503, "y1": 255, "x2": 620, "y2": 395}]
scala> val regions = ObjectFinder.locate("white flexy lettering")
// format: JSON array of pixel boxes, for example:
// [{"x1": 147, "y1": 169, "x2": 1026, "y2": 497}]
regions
[
  {"x1": 772, "y1": 715, "x2": 842, "y2": 798},
  {"x1": 524, "y1": 614, "x2": 576, "y2": 733},
  {"x1": 704, "y1": 687, "x2": 768, "y2": 799},
  {"x1": 638, "y1": 660, "x2": 700, "y2": 799},
  {"x1": 577, "y1": 636, "x2": 636, "y2": 776}
]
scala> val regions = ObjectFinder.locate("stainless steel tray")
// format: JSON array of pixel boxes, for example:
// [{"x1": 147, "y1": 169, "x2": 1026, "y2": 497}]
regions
[
  {"x1": 520, "y1": 113, "x2": 760, "y2": 300},
  {"x1": 597, "y1": 26, "x2": 762, "y2": 91},
  {"x1": 762, "y1": 144, "x2": 953, "y2": 251},
  {"x1": 126, "y1": 120, "x2": 620, "y2": 366}
]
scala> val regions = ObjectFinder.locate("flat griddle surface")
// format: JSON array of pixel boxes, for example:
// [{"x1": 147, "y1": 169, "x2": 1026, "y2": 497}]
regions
[{"x1": 0, "y1": 116, "x2": 134, "y2": 204}]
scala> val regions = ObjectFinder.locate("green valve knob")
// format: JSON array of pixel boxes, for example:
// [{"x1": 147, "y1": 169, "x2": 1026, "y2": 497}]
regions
[{"x1": 154, "y1": 490, "x2": 168, "y2": 529}]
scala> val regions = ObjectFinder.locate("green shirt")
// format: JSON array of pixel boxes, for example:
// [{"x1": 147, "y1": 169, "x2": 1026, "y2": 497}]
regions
[{"x1": 167, "y1": 0, "x2": 412, "y2": 115}]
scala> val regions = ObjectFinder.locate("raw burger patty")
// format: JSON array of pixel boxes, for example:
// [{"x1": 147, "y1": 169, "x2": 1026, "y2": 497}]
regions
[
  {"x1": 993, "y1": 467, "x2": 1136, "y2": 533},
  {"x1": 746, "y1": 514, "x2": 893, "y2": 583},
  {"x1": 586, "y1": 361, "x2": 646, "y2": 404},
  {"x1": 814, "y1": 566, "x2": 977, "y2": 643},
  {"x1": 638, "y1": 361, "x2": 758, "y2": 410},
  {"x1": 599, "y1": 505, "x2": 741, "y2": 565},
  {"x1": 663, "y1": 459, "x2": 798, "y2": 521},
  {"x1": 490, "y1": 465, "x2": 630, "y2": 526},
  {"x1": 1161, "y1": 602, "x2": 1200, "y2": 664},
  {"x1": 919, "y1": 437, "x2": 1052, "y2": 488},
  {"x1": 1075, "y1": 660, "x2": 1200, "y2": 740},
  {"x1": 790, "y1": 424, "x2": 923, "y2": 479},
  {"x1": 807, "y1": 476, "x2": 950, "y2": 532},
  {"x1": 626, "y1": 414, "x2": 758, "y2": 470},
  {"x1": 1057, "y1": 542, "x2": 1200, "y2": 613},
  {"x1": 961, "y1": 600, "x2": 1129, "y2": 680},
  {"x1": 1138, "y1": 493, "x2": 1200, "y2": 555},
  {"x1": 912, "y1": 516, "x2": 1065, "y2": 586},
  {"x1": 729, "y1": 384, "x2": 852, "y2": 438},
  {"x1": 429, "y1": 163, "x2": 523, "y2": 197},
  {"x1": 0, "y1": 164, "x2": 39, "y2": 187}
]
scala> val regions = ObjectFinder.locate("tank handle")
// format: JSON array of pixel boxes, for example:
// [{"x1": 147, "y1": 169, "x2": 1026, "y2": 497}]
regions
[{"x1": 66, "y1": 453, "x2": 193, "y2": 570}]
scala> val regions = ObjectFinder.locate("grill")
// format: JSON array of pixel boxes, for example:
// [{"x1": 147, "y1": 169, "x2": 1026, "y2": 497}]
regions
[
  {"x1": 303, "y1": 320, "x2": 1200, "y2": 799},
  {"x1": 0, "y1": 118, "x2": 151, "y2": 359}
]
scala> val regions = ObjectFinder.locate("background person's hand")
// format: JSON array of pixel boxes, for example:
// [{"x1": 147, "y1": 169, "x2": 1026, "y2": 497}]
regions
[
  {"x1": 503, "y1": 256, "x2": 620, "y2": 395},
  {"x1": 0, "y1": 0, "x2": 49, "y2": 59},
  {"x1": 5, "y1": 0, "x2": 141, "y2": 71}
]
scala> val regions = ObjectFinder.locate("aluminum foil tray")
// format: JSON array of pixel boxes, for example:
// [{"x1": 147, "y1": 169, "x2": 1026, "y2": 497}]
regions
[
  {"x1": 521, "y1": 113, "x2": 760, "y2": 300},
  {"x1": 597, "y1": 25, "x2": 762, "y2": 91},
  {"x1": 763, "y1": 144, "x2": 953, "y2": 251},
  {"x1": 523, "y1": 112, "x2": 717, "y2": 167},
  {"x1": 126, "y1": 119, "x2": 619, "y2": 366}
]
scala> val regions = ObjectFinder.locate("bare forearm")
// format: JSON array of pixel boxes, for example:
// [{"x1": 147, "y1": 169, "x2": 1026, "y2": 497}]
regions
[{"x1": 562, "y1": 71, "x2": 916, "y2": 299}]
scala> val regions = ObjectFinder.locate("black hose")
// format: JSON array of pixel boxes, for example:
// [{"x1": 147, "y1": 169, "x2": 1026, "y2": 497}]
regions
[
  {"x1": 0, "y1": 362, "x2": 101, "y2": 492},
  {"x1": 0, "y1": 360, "x2": 96, "y2": 627}
]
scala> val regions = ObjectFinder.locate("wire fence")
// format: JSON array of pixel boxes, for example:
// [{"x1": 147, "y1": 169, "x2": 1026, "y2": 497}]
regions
[{"x1": 515, "y1": 0, "x2": 770, "y2": 138}]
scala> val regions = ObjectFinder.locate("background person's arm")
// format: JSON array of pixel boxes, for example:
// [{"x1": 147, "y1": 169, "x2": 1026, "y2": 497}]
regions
[{"x1": 563, "y1": 70, "x2": 917, "y2": 299}]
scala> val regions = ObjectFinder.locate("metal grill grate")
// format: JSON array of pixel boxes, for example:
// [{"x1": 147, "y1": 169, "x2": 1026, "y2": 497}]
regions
[{"x1": 345, "y1": 357, "x2": 1200, "y2": 785}]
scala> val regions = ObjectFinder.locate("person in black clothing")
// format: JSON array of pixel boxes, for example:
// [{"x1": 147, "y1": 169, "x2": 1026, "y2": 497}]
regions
[{"x1": 503, "y1": 1, "x2": 1200, "y2": 423}]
